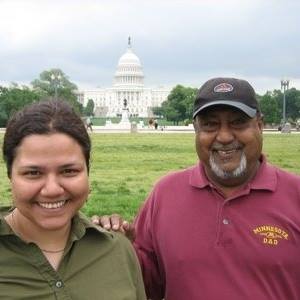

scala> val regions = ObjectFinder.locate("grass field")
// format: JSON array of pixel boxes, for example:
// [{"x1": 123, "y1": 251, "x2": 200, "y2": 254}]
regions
[{"x1": 0, "y1": 133, "x2": 299, "y2": 220}]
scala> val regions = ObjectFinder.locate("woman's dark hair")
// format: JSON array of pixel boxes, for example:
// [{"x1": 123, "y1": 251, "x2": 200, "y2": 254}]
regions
[{"x1": 3, "y1": 100, "x2": 91, "y2": 178}]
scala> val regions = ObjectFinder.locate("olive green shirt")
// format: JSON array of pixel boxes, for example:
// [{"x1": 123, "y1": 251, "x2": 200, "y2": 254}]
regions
[{"x1": 0, "y1": 211, "x2": 146, "y2": 300}]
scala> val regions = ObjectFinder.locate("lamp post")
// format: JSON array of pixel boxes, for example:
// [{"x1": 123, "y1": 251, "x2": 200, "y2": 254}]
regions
[
  {"x1": 50, "y1": 73, "x2": 62, "y2": 100},
  {"x1": 280, "y1": 79, "x2": 289, "y2": 124}
]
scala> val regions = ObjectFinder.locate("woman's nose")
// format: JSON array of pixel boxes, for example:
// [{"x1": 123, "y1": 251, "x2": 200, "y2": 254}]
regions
[{"x1": 40, "y1": 175, "x2": 64, "y2": 197}]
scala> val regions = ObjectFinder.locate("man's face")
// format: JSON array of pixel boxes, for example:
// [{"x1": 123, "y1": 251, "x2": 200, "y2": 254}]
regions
[{"x1": 194, "y1": 106, "x2": 263, "y2": 187}]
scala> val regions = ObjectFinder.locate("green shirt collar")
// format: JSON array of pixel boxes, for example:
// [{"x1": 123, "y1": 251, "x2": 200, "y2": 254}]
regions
[
  {"x1": 0, "y1": 210, "x2": 114, "y2": 242},
  {"x1": 70, "y1": 211, "x2": 114, "y2": 243}
]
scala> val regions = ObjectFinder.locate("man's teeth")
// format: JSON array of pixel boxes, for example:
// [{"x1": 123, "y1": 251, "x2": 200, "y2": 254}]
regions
[
  {"x1": 38, "y1": 200, "x2": 66, "y2": 209},
  {"x1": 218, "y1": 149, "x2": 236, "y2": 155}
]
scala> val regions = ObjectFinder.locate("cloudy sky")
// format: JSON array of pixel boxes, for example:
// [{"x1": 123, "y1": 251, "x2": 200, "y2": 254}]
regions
[{"x1": 0, "y1": 0, "x2": 299, "y2": 94}]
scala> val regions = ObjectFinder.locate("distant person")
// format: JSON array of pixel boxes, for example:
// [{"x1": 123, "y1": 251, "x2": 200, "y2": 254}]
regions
[
  {"x1": 148, "y1": 118, "x2": 154, "y2": 129},
  {"x1": 0, "y1": 100, "x2": 146, "y2": 299},
  {"x1": 154, "y1": 119, "x2": 158, "y2": 130},
  {"x1": 97, "y1": 77, "x2": 300, "y2": 300},
  {"x1": 296, "y1": 119, "x2": 300, "y2": 131},
  {"x1": 86, "y1": 116, "x2": 93, "y2": 132}
]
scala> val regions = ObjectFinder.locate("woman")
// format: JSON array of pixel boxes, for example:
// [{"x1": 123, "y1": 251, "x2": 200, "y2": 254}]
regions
[{"x1": 0, "y1": 100, "x2": 146, "y2": 299}]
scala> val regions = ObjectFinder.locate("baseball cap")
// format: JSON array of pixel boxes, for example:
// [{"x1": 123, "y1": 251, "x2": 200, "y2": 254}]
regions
[{"x1": 193, "y1": 77, "x2": 259, "y2": 118}]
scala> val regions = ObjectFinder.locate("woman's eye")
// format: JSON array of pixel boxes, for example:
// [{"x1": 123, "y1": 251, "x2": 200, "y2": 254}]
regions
[
  {"x1": 62, "y1": 169, "x2": 79, "y2": 176},
  {"x1": 23, "y1": 170, "x2": 41, "y2": 177}
]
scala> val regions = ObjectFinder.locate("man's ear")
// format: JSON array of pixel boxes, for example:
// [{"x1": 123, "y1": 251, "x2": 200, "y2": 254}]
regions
[
  {"x1": 193, "y1": 116, "x2": 200, "y2": 132},
  {"x1": 257, "y1": 114, "x2": 264, "y2": 133},
  {"x1": 193, "y1": 120, "x2": 197, "y2": 131}
]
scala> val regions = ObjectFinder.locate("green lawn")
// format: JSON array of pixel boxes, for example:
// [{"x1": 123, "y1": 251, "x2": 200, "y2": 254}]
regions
[{"x1": 0, "y1": 133, "x2": 299, "y2": 220}]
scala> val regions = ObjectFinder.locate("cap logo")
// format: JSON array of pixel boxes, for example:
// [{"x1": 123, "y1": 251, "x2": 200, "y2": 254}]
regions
[{"x1": 214, "y1": 83, "x2": 233, "y2": 93}]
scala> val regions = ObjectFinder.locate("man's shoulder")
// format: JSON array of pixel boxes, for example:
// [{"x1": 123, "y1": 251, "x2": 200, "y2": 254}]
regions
[
  {"x1": 267, "y1": 162, "x2": 300, "y2": 183},
  {"x1": 155, "y1": 164, "x2": 198, "y2": 187}
]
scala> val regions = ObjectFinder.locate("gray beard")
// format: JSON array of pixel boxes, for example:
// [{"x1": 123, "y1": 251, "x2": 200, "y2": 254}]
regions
[{"x1": 209, "y1": 151, "x2": 247, "y2": 180}]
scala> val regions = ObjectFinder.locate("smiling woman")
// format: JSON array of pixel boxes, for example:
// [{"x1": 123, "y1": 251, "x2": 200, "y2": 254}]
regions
[{"x1": 0, "y1": 100, "x2": 146, "y2": 300}]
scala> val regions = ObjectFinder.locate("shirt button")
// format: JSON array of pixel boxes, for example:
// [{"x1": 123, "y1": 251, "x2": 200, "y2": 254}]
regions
[
  {"x1": 222, "y1": 218, "x2": 229, "y2": 225},
  {"x1": 55, "y1": 281, "x2": 63, "y2": 288}
]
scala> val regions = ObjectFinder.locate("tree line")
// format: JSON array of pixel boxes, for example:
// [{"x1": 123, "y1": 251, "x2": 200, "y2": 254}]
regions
[
  {"x1": 153, "y1": 84, "x2": 300, "y2": 126},
  {"x1": 0, "y1": 68, "x2": 93, "y2": 127},
  {"x1": 1, "y1": 70, "x2": 300, "y2": 127}
]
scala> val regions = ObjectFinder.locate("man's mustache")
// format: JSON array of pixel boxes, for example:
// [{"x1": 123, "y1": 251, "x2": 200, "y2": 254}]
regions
[{"x1": 211, "y1": 142, "x2": 243, "y2": 151}]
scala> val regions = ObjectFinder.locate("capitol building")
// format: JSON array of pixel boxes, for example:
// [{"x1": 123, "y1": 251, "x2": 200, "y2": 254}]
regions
[{"x1": 77, "y1": 38, "x2": 171, "y2": 118}]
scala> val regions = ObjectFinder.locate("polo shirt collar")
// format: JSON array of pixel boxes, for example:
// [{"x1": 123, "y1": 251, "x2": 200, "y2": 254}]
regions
[
  {"x1": 69, "y1": 212, "x2": 114, "y2": 243},
  {"x1": 189, "y1": 162, "x2": 210, "y2": 188},
  {"x1": 248, "y1": 155, "x2": 277, "y2": 191},
  {"x1": 0, "y1": 216, "x2": 13, "y2": 236},
  {"x1": 0, "y1": 211, "x2": 114, "y2": 241},
  {"x1": 189, "y1": 154, "x2": 277, "y2": 192}
]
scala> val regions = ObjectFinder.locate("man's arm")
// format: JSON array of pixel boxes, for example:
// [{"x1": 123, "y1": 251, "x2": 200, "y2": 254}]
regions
[
  {"x1": 92, "y1": 195, "x2": 165, "y2": 299},
  {"x1": 133, "y1": 197, "x2": 165, "y2": 300}
]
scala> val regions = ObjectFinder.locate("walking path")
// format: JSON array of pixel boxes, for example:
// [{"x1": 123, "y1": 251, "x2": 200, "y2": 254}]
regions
[{"x1": 1, "y1": 127, "x2": 299, "y2": 134}]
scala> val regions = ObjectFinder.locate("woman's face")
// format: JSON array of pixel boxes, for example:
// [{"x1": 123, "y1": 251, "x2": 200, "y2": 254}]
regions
[{"x1": 10, "y1": 133, "x2": 89, "y2": 231}]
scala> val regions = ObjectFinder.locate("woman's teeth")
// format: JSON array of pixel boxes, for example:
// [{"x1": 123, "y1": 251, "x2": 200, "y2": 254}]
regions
[{"x1": 38, "y1": 200, "x2": 66, "y2": 209}]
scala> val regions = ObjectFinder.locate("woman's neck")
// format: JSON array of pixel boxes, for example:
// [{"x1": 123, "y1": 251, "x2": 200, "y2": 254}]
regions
[{"x1": 5, "y1": 208, "x2": 71, "y2": 253}]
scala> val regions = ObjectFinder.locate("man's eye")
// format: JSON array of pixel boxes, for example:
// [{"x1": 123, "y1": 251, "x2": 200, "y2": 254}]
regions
[
  {"x1": 231, "y1": 118, "x2": 248, "y2": 127},
  {"x1": 201, "y1": 121, "x2": 218, "y2": 130}
]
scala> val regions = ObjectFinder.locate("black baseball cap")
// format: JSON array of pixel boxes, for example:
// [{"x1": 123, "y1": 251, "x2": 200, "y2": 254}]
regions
[{"x1": 193, "y1": 77, "x2": 259, "y2": 118}]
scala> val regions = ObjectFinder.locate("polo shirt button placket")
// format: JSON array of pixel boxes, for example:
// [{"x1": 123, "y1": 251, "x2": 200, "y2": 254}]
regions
[
  {"x1": 55, "y1": 280, "x2": 63, "y2": 288},
  {"x1": 222, "y1": 218, "x2": 229, "y2": 225}
]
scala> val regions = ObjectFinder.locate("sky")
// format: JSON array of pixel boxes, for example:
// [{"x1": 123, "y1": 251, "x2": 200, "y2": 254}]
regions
[{"x1": 0, "y1": 0, "x2": 299, "y2": 94}]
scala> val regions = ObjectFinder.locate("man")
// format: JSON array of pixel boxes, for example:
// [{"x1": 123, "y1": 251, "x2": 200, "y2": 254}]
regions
[
  {"x1": 86, "y1": 116, "x2": 93, "y2": 132},
  {"x1": 98, "y1": 78, "x2": 300, "y2": 300}
]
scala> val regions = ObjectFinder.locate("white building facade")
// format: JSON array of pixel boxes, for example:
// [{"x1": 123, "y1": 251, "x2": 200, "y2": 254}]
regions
[{"x1": 77, "y1": 39, "x2": 171, "y2": 118}]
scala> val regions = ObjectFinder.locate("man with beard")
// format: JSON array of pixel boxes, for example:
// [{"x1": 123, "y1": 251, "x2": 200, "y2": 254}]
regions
[{"x1": 98, "y1": 77, "x2": 300, "y2": 300}]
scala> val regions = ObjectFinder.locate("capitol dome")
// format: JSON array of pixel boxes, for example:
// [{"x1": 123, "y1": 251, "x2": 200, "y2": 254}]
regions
[
  {"x1": 78, "y1": 37, "x2": 171, "y2": 118},
  {"x1": 118, "y1": 48, "x2": 141, "y2": 66},
  {"x1": 114, "y1": 38, "x2": 144, "y2": 87}
]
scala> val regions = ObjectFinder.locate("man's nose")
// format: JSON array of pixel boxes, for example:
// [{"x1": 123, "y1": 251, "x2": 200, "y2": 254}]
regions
[
  {"x1": 40, "y1": 175, "x2": 64, "y2": 197},
  {"x1": 215, "y1": 124, "x2": 235, "y2": 144}
]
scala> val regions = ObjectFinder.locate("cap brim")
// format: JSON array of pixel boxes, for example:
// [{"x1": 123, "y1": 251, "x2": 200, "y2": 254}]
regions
[{"x1": 193, "y1": 100, "x2": 257, "y2": 118}]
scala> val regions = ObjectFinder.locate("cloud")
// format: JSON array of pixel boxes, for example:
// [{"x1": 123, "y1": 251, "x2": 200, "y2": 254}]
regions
[{"x1": 0, "y1": 0, "x2": 299, "y2": 94}]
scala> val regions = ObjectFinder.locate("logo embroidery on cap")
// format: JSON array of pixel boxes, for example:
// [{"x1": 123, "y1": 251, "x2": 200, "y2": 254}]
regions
[
  {"x1": 253, "y1": 225, "x2": 289, "y2": 246},
  {"x1": 214, "y1": 83, "x2": 233, "y2": 93}
]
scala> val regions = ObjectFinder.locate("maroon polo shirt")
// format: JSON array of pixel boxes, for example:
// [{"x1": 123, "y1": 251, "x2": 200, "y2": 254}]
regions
[{"x1": 134, "y1": 156, "x2": 300, "y2": 300}]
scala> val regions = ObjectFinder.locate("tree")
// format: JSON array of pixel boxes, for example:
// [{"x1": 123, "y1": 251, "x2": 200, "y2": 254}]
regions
[
  {"x1": 152, "y1": 106, "x2": 165, "y2": 118},
  {"x1": 258, "y1": 88, "x2": 300, "y2": 125},
  {"x1": 258, "y1": 91, "x2": 281, "y2": 124},
  {"x1": 159, "y1": 85, "x2": 197, "y2": 124},
  {"x1": 84, "y1": 99, "x2": 95, "y2": 116},
  {"x1": 31, "y1": 68, "x2": 82, "y2": 112},
  {"x1": 0, "y1": 85, "x2": 40, "y2": 126},
  {"x1": 285, "y1": 88, "x2": 300, "y2": 121}
]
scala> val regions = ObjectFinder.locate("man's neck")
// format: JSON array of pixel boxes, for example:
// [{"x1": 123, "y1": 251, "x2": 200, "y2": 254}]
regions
[{"x1": 204, "y1": 160, "x2": 261, "y2": 199}]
